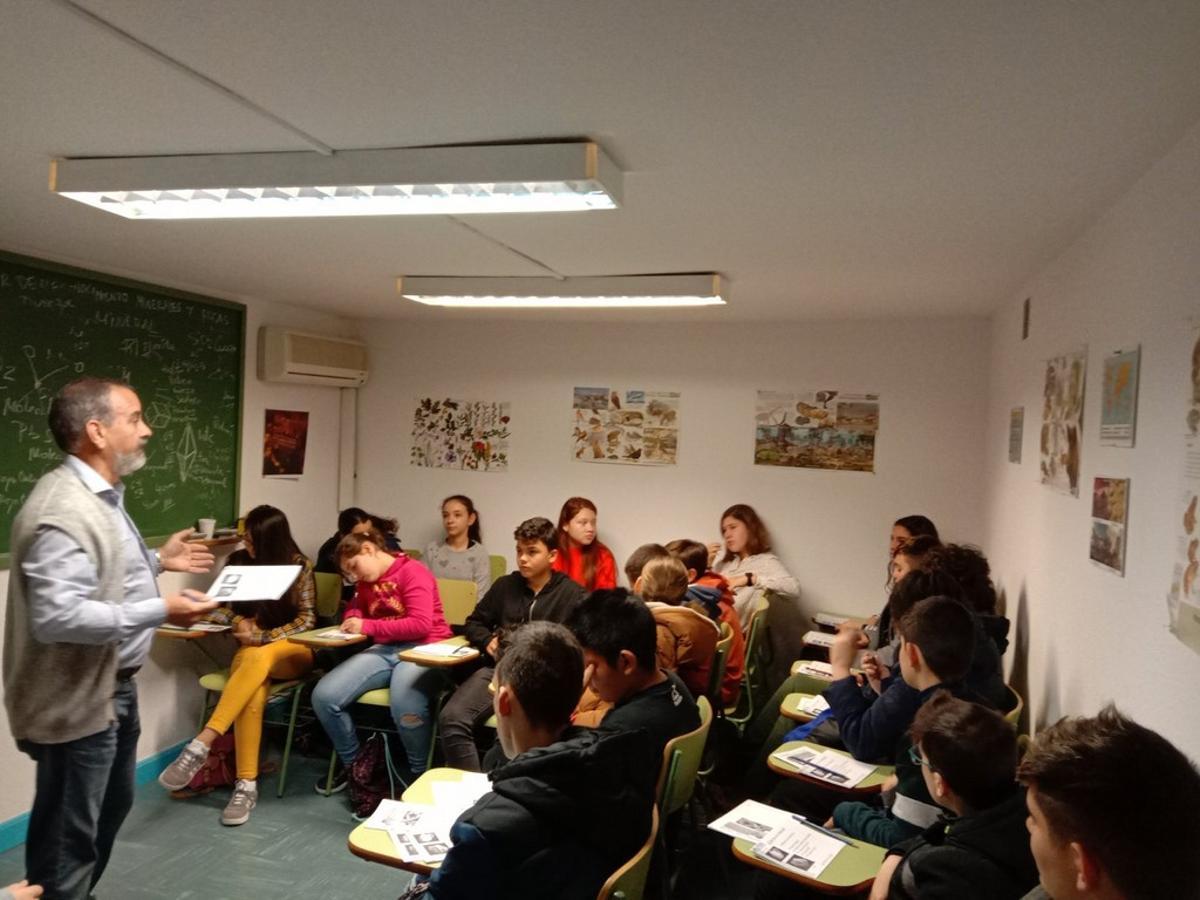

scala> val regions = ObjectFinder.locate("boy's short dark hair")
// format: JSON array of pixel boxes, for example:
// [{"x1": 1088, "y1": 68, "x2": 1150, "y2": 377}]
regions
[
  {"x1": 665, "y1": 539, "x2": 708, "y2": 579},
  {"x1": 494, "y1": 621, "x2": 584, "y2": 733},
  {"x1": 910, "y1": 692, "x2": 1017, "y2": 811},
  {"x1": 895, "y1": 595, "x2": 974, "y2": 683},
  {"x1": 923, "y1": 544, "x2": 997, "y2": 614},
  {"x1": 513, "y1": 516, "x2": 558, "y2": 552},
  {"x1": 623, "y1": 543, "x2": 670, "y2": 587},
  {"x1": 1017, "y1": 705, "x2": 1200, "y2": 899},
  {"x1": 566, "y1": 588, "x2": 657, "y2": 671}
]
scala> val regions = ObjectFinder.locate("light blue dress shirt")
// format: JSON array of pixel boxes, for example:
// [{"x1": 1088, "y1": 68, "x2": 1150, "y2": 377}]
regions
[{"x1": 20, "y1": 455, "x2": 166, "y2": 669}]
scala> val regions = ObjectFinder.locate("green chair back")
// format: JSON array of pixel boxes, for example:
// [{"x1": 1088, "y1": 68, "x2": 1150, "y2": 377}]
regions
[
  {"x1": 313, "y1": 572, "x2": 342, "y2": 619},
  {"x1": 1004, "y1": 685, "x2": 1024, "y2": 730},
  {"x1": 405, "y1": 548, "x2": 423, "y2": 561},
  {"x1": 596, "y1": 805, "x2": 659, "y2": 900},
  {"x1": 436, "y1": 577, "x2": 479, "y2": 627},
  {"x1": 655, "y1": 696, "x2": 713, "y2": 816},
  {"x1": 489, "y1": 554, "x2": 506, "y2": 585},
  {"x1": 726, "y1": 594, "x2": 771, "y2": 724},
  {"x1": 705, "y1": 621, "x2": 734, "y2": 706}
]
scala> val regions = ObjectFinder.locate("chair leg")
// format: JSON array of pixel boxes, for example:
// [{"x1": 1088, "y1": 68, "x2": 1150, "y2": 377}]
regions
[
  {"x1": 319, "y1": 750, "x2": 338, "y2": 795},
  {"x1": 276, "y1": 686, "x2": 303, "y2": 798}
]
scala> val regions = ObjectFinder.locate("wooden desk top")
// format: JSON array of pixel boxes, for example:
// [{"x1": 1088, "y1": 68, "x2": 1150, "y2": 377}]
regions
[
  {"x1": 767, "y1": 741, "x2": 893, "y2": 794},
  {"x1": 730, "y1": 834, "x2": 885, "y2": 894},
  {"x1": 397, "y1": 636, "x2": 481, "y2": 667},
  {"x1": 780, "y1": 692, "x2": 821, "y2": 723},
  {"x1": 155, "y1": 625, "x2": 229, "y2": 640},
  {"x1": 288, "y1": 625, "x2": 368, "y2": 648}
]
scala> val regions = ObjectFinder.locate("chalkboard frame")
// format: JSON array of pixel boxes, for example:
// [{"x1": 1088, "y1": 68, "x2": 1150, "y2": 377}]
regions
[{"x1": 0, "y1": 249, "x2": 245, "y2": 568}]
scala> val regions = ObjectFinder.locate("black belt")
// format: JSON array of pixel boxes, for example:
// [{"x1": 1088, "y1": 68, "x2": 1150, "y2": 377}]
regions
[{"x1": 116, "y1": 666, "x2": 140, "y2": 681}]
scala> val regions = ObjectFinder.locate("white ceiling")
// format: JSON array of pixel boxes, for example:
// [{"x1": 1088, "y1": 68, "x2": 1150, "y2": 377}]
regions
[{"x1": 2, "y1": 0, "x2": 1199, "y2": 322}]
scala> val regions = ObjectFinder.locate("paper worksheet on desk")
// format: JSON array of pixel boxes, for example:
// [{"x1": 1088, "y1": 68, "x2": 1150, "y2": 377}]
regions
[
  {"x1": 753, "y1": 819, "x2": 845, "y2": 880},
  {"x1": 204, "y1": 565, "x2": 301, "y2": 602},
  {"x1": 772, "y1": 745, "x2": 877, "y2": 787}
]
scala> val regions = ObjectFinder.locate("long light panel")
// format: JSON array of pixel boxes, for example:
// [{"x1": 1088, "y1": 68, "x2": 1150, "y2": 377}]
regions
[
  {"x1": 398, "y1": 274, "x2": 727, "y2": 309},
  {"x1": 51, "y1": 143, "x2": 620, "y2": 219}
]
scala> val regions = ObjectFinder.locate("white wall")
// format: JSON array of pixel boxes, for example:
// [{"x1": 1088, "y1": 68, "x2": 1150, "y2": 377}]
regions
[
  {"x1": 354, "y1": 315, "x2": 991, "y2": 621},
  {"x1": 981, "y1": 120, "x2": 1200, "y2": 756},
  {"x1": 0, "y1": 288, "x2": 356, "y2": 822}
]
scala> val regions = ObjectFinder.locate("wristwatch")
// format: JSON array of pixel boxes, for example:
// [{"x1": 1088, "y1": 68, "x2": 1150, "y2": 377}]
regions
[{"x1": 745, "y1": 572, "x2": 755, "y2": 586}]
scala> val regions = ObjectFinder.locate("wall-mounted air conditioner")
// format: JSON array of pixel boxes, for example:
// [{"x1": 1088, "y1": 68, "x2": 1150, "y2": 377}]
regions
[{"x1": 258, "y1": 326, "x2": 369, "y2": 387}]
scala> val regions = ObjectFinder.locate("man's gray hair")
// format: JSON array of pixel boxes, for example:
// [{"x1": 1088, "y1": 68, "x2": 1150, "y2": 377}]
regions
[{"x1": 48, "y1": 377, "x2": 128, "y2": 452}]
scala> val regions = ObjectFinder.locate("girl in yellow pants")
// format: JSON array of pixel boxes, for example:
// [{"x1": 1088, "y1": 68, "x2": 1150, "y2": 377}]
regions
[{"x1": 159, "y1": 505, "x2": 317, "y2": 825}]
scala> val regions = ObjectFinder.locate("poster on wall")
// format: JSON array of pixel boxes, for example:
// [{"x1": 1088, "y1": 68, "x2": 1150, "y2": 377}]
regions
[
  {"x1": 1039, "y1": 350, "x2": 1087, "y2": 496},
  {"x1": 262, "y1": 409, "x2": 309, "y2": 478},
  {"x1": 754, "y1": 389, "x2": 880, "y2": 472},
  {"x1": 1009, "y1": 408, "x2": 1024, "y2": 464},
  {"x1": 1100, "y1": 346, "x2": 1140, "y2": 448},
  {"x1": 410, "y1": 398, "x2": 511, "y2": 472},
  {"x1": 571, "y1": 386, "x2": 680, "y2": 465},
  {"x1": 1089, "y1": 477, "x2": 1128, "y2": 576},
  {"x1": 1166, "y1": 327, "x2": 1200, "y2": 654}
]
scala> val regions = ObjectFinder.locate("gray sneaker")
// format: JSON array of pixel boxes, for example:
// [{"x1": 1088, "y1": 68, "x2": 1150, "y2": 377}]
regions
[
  {"x1": 221, "y1": 780, "x2": 257, "y2": 826},
  {"x1": 158, "y1": 740, "x2": 209, "y2": 791}
]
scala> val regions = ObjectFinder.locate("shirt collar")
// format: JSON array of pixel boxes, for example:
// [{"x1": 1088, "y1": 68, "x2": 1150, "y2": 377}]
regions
[{"x1": 63, "y1": 453, "x2": 124, "y2": 499}]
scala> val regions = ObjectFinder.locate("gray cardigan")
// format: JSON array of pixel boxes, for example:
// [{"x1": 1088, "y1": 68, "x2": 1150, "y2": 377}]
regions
[{"x1": 4, "y1": 464, "x2": 127, "y2": 743}]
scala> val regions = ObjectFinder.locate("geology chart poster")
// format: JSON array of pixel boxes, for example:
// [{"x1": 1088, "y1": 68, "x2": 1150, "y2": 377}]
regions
[{"x1": 755, "y1": 390, "x2": 879, "y2": 472}]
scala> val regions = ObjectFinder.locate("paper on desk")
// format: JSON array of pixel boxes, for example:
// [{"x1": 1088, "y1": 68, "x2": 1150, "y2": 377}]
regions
[
  {"x1": 159, "y1": 622, "x2": 231, "y2": 633},
  {"x1": 318, "y1": 630, "x2": 360, "y2": 641},
  {"x1": 708, "y1": 799, "x2": 796, "y2": 841},
  {"x1": 753, "y1": 820, "x2": 843, "y2": 880},
  {"x1": 795, "y1": 660, "x2": 834, "y2": 678},
  {"x1": 802, "y1": 630, "x2": 835, "y2": 648},
  {"x1": 410, "y1": 641, "x2": 478, "y2": 658},
  {"x1": 363, "y1": 800, "x2": 457, "y2": 862},
  {"x1": 430, "y1": 772, "x2": 492, "y2": 812},
  {"x1": 205, "y1": 565, "x2": 301, "y2": 603},
  {"x1": 796, "y1": 695, "x2": 830, "y2": 716},
  {"x1": 772, "y1": 745, "x2": 876, "y2": 787}
]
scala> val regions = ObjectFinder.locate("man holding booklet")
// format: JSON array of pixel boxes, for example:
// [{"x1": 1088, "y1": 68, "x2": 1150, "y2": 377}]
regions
[{"x1": 4, "y1": 377, "x2": 217, "y2": 899}]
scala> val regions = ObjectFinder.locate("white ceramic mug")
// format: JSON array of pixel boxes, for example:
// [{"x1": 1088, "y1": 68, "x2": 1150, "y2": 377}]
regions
[{"x1": 198, "y1": 518, "x2": 216, "y2": 539}]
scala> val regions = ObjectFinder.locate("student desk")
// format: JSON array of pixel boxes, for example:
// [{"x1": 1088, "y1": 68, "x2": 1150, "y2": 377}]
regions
[
  {"x1": 768, "y1": 741, "x2": 893, "y2": 794},
  {"x1": 154, "y1": 624, "x2": 229, "y2": 664},
  {"x1": 780, "y1": 693, "x2": 823, "y2": 723},
  {"x1": 397, "y1": 636, "x2": 480, "y2": 667},
  {"x1": 730, "y1": 833, "x2": 886, "y2": 895},
  {"x1": 347, "y1": 767, "x2": 478, "y2": 874},
  {"x1": 287, "y1": 625, "x2": 369, "y2": 648}
]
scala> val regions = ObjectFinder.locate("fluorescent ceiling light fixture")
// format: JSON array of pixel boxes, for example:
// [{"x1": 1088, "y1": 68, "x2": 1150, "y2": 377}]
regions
[
  {"x1": 50, "y1": 142, "x2": 620, "y2": 219},
  {"x1": 398, "y1": 274, "x2": 727, "y2": 309}
]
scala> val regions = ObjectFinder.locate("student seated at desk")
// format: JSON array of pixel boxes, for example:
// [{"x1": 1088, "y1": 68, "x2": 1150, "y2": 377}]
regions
[
  {"x1": 636, "y1": 553, "x2": 721, "y2": 699},
  {"x1": 767, "y1": 597, "x2": 980, "y2": 846},
  {"x1": 158, "y1": 505, "x2": 315, "y2": 826},
  {"x1": 400, "y1": 621, "x2": 654, "y2": 900},
  {"x1": 311, "y1": 528, "x2": 451, "y2": 789},
  {"x1": 1016, "y1": 705, "x2": 1200, "y2": 900},
  {"x1": 439, "y1": 517, "x2": 585, "y2": 772},
  {"x1": 567, "y1": 588, "x2": 700, "y2": 763},
  {"x1": 869, "y1": 694, "x2": 1037, "y2": 900},
  {"x1": 423, "y1": 494, "x2": 492, "y2": 599},
  {"x1": 314, "y1": 507, "x2": 402, "y2": 575}
]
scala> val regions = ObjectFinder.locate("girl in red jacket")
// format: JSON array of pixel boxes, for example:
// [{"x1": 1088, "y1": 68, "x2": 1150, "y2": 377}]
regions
[
  {"x1": 311, "y1": 529, "x2": 451, "y2": 780},
  {"x1": 552, "y1": 496, "x2": 617, "y2": 590}
]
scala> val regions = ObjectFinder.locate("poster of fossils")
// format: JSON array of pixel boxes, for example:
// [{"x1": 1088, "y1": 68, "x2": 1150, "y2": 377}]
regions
[
  {"x1": 1089, "y1": 477, "x2": 1128, "y2": 575},
  {"x1": 410, "y1": 397, "x2": 511, "y2": 472},
  {"x1": 571, "y1": 386, "x2": 680, "y2": 465},
  {"x1": 1040, "y1": 350, "x2": 1087, "y2": 496},
  {"x1": 1167, "y1": 328, "x2": 1200, "y2": 653},
  {"x1": 754, "y1": 389, "x2": 880, "y2": 472}
]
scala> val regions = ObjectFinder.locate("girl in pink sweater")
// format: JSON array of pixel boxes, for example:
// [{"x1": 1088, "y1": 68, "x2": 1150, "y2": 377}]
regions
[{"x1": 311, "y1": 530, "x2": 451, "y2": 778}]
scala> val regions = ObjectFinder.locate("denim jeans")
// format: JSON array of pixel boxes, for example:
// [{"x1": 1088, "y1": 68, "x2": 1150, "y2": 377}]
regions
[
  {"x1": 311, "y1": 643, "x2": 443, "y2": 773},
  {"x1": 18, "y1": 676, "x2": 139, "y2": 900}
]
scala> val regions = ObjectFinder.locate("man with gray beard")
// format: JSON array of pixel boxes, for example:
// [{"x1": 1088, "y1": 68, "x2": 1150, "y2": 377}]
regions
[{"x1": 4, "y1": 377, "x2": 217, "y2": 899}]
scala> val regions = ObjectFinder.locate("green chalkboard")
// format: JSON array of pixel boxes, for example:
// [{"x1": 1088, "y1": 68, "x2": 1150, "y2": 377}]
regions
[{"x1": 0, "y1": 251, "x2": 244, "y2": 561}]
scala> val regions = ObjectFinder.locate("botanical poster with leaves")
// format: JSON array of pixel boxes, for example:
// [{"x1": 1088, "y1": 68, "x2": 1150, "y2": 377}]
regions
[{"x1": 411, "y1": 397, "x2": 511, "y2": 472}]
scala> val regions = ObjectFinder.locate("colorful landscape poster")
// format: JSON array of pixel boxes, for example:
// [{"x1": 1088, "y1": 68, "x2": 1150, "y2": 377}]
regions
[
  {"x1": 1090, "y1": 477, "x2": 1128, "y2": 575},
  {"x1": 410, "y1": 398, "x2": 510, "y2": 472},
  {"x1": 1100, "y1": 346, "x2": 1140, "y2": 448},
  {"x1": 571, "y1": 386, "x2": 680, "y2": 465},
  {"x1": 754, "y1": 389, "x2": 880, "y2": 472},
  {"x1": 1039, "y1": 350, "x2": 1087, "y2": 496},
  {"x1": 262, "y1": 409, "x2": 309, "y2": 477},
  {"x1": 1167, "y1": 327, "x2": 1200, "y2": 654}
]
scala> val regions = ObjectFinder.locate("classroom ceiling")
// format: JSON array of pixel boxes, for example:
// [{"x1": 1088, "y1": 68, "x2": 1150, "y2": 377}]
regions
[{"x1": 2, "y1": 1, "x2": 1199, "y2": 323}]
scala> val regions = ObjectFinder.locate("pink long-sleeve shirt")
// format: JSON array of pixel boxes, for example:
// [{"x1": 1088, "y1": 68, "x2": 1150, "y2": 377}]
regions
[{"x1": 344, "y1": 554, "x2": 451, "y2": 644}]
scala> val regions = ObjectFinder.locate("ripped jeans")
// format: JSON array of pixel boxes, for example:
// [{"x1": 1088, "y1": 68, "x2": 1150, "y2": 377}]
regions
[{"x1": 312, "y1": 643, "x2": 443, "y2": 774}]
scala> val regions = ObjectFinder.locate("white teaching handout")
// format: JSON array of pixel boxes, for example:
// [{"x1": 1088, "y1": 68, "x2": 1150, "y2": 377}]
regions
[{"x1": 205, "y1": 565, "x2": 301, "y2": 603}]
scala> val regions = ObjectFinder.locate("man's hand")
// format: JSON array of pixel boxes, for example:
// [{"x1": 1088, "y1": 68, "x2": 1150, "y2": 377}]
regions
[
  {"x1": 342, "y1": 617, "x2": 363, "y2": 635},
  {"x1": 868, "y1": 855, "x2": 902, "y2": 900},
  {"x1": 829, "y1": 623, "x2": 868, "y2": 674},
  {"x1": 159, "y1": 528, "x2": 216, "y2": 574},
  {"x1": 164, "y1": 590, "x2": 218, "y2": 626}
]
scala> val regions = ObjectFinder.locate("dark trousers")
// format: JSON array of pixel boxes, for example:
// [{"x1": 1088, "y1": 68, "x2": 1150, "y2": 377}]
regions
[
  {"x1": 18, "y1": 677, "x2": 139, "y2": 900},
  {"x1": 438, "y1": 666, "x2": 495, "y2": 771}
]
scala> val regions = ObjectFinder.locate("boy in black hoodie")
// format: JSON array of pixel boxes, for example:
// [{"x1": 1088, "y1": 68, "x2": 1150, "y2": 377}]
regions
[
  {"x1": 870, "y1": 693, "x2": 1037, "y2": 900},
  {"x1": 439, "y1": 517, "x2": 585, "y2": 771},
  {"x1": 407, "y1": 621, "x2": 654, "y2": 900}
]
